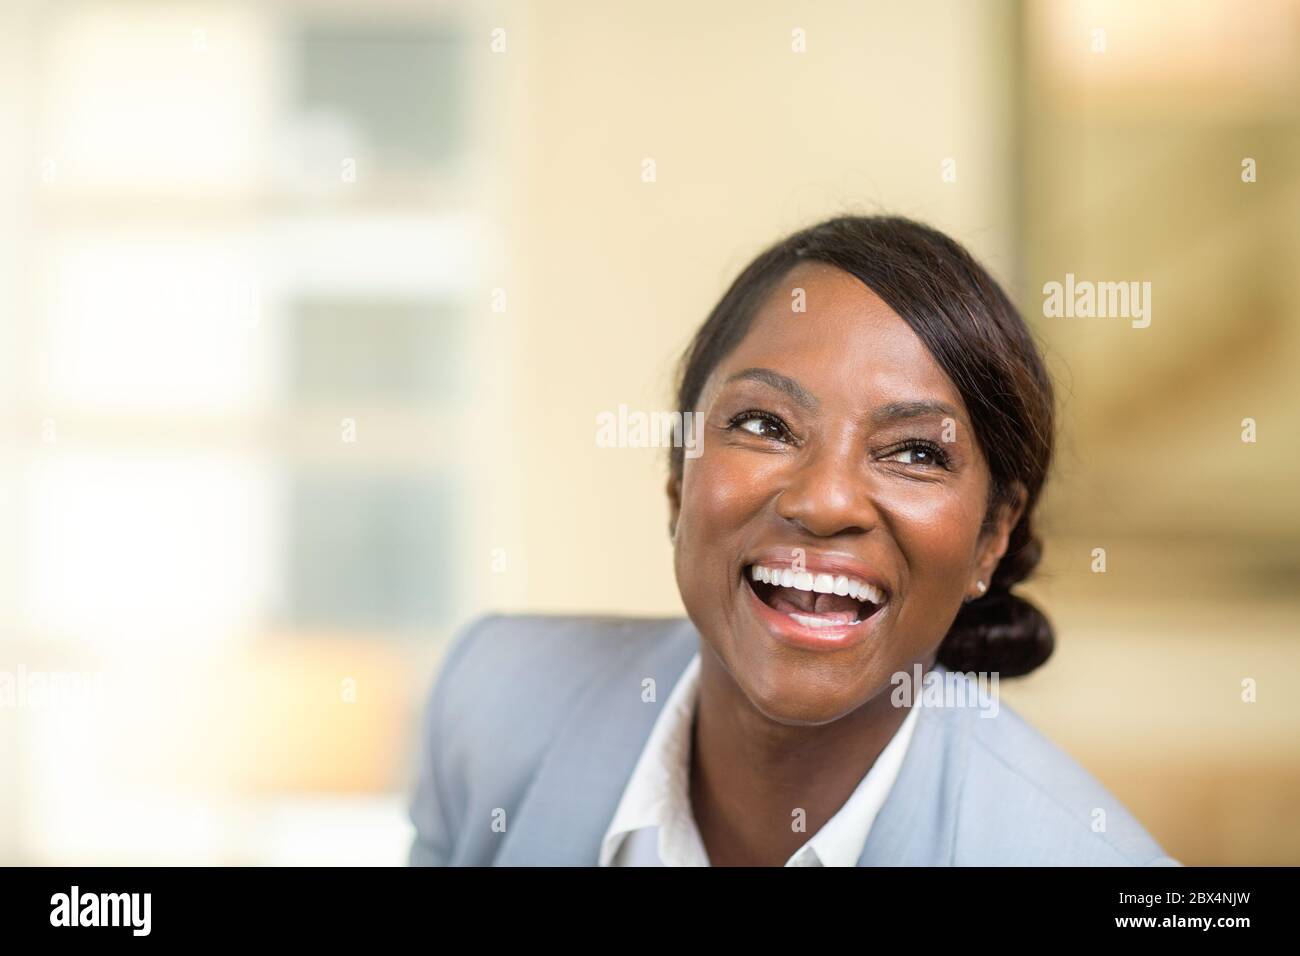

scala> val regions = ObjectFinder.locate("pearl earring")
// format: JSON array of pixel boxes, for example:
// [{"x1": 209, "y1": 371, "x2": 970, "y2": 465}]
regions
[{"x1": 976, "y1": 580, "x2": 987, "y2": 595}]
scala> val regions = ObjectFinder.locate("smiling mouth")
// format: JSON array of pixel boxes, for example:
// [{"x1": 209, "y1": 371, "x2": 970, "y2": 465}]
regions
[{"x1": 744, "y1": 564, "x2": 886, "y2": 628}]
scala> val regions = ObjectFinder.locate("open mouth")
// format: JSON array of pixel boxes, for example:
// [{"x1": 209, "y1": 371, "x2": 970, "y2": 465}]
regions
[{"x1": 744, "y1": 564, "x2": 886, "y2": 629}]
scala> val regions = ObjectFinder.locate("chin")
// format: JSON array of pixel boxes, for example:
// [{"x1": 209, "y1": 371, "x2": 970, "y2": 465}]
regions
[{"x1": 727, "y1": 652, "x2": 880, "y2": 727}]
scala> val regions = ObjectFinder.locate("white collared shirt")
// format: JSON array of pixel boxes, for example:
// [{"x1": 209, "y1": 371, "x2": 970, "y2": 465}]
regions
[{"x1": 598, "y1": 651, "x2": 921, "y2": 866}]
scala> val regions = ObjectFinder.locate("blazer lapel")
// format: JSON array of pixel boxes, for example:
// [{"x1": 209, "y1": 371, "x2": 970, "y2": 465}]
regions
[
  {"x1": 492, "y1": 618, "x2": 699, "y2": 865},
  {"x1": 857, "y1": 663, "x2": 971, "y2": 865}
]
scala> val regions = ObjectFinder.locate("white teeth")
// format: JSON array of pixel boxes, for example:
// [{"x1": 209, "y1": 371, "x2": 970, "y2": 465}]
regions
[
  {"x1": 789, "y1": 612, "x2": 858, "y2": 628},
  {"x1": 748, "y1": 564, "x2": 885, "y2": 605}
]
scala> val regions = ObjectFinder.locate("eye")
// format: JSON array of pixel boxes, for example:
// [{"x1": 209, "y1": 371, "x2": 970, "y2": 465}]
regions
[
  {"x1": 727, "y1": 409, "x2": 793, "y2": 443},
  {"x1": 882, "y1": 439, "x2": 952, "y2": 469}
]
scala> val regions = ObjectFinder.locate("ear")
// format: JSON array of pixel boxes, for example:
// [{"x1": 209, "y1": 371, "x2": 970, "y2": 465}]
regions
[
  {"x1": 666, "y1": 468, "x2": 682, "y2": 540},
  {"x1": 974, "y1": 481, "x2": 1027, "y2": 589}
]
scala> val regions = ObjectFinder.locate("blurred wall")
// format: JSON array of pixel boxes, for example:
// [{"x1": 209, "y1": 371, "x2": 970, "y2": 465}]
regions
[{"x1": 1009, "y1": 0, "x2": 1300, "y2": 865}]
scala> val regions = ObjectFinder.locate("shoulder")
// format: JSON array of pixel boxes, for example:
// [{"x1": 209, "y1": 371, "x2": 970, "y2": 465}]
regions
[
  {"x1": 432, "y1": 612, "x2": 691, "y2": 727},
  {"x1": 947, "y1": 681, "x2": 1180, "y2": 866},
  {"x1": 409, "y1": 613, "x2": 694, "y2": 864},
  {"x1": 422, "y1": 613, "x2": 691, "y2": 785}
]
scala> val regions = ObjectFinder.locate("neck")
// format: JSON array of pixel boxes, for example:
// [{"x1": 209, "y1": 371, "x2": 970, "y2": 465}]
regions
[{"x1": 688, "y1": 643, "x2": 930, "y2": 866}]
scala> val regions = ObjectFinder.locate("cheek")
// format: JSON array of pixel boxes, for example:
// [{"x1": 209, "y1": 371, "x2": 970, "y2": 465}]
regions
[
  {"x1": 677, "y1": 449, "x2": 769, "y2": 539},
  {"x1": 886, "y1": 487, "x2": 985, "y2": 597},
  {"x1": 673, "y1": 450, "x2": 771, "y2": 600}
]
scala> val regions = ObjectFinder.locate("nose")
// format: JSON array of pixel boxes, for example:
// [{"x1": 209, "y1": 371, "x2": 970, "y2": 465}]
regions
[{"x1": 773, "y1": 440, "x2": 878, "y2": 538}]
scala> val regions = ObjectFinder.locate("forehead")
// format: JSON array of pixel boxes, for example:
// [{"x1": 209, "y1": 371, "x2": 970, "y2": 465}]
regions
[{"x1": 709, "y1": 261, "x2": 965, "y2": 414}]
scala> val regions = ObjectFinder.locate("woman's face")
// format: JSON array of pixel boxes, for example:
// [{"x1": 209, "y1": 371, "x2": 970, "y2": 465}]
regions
[{"x1": 669, "y1": 261, "x2": 1022, "y2": 726}]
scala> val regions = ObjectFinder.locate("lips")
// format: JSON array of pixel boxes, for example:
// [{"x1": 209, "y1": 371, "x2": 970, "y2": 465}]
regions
[
  {"x1": 740, "y1": 550, "x2": 890, "y2": 637},
  {"x1": 747, "y1": 566, "x2": 882, "y2": 625}
]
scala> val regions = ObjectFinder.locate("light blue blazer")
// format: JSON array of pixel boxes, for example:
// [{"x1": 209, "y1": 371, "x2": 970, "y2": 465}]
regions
[{"x1": 407, "y1": 614, "x2": 1181, "y2": 866}]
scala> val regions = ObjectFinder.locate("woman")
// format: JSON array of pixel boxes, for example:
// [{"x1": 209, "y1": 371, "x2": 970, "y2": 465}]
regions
[{"x1": 408, "y1": 214, "x2": 1180, "y2": 866}]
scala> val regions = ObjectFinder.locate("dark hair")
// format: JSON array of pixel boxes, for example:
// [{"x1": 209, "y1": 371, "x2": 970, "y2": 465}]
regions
[{"x1": 670, "y1": 214, "x2": 1055, "y2": 677}]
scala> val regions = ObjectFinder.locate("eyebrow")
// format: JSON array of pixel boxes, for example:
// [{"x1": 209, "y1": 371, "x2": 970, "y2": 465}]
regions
[
  {"x1": 724, "y1": 367, "x2": 819, "y2": 409},
  {"x1": 870, "y1": 399, "x2": 961, "y2": 425},
  {"x1": 723, "y1": 367, "x2": 961, "y2": 427}
]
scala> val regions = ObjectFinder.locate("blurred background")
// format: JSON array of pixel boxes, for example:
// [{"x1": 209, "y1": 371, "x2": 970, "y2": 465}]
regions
[{"x1": 0, "y1": 0, "x2": 1296, "y2": 865}]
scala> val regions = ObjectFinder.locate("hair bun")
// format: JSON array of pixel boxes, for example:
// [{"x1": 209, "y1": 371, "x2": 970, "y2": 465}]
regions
[{"x1": 937, "y1": 589, "x2": 1054, "y2": 678}]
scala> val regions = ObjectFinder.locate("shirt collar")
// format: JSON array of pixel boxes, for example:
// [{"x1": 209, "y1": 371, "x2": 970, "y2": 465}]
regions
[
  {"x1": 599, "y1": 650, "x2": 923, "y2": 866},
  {"x1": 599, "y1": 651, "x2": 707, "y2": 866}
]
